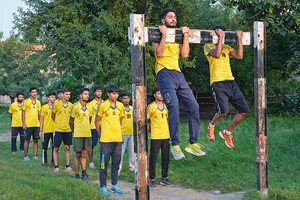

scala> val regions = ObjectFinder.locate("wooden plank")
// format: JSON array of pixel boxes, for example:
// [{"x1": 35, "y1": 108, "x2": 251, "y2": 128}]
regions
[
  {"x1": 129, "y1": 13, "x2": 150, "y2": 200},
  {"x1": 144, "y1": 27, "x2": 252, "y2": 45},
  {"x1": 254, "y1": 21, "x2": 268, "y2": 197}
]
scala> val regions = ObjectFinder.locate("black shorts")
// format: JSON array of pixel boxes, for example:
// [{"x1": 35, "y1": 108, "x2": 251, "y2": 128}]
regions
[
  {"x1": 53, "y1": 132, "x2": 72, "y2": 147},
  {"x1": 212, "y1": 81, "x2": 250, "y2": 114},
  {"x1": 25, "y1": 127, "x2": 40, "y2": 140}
]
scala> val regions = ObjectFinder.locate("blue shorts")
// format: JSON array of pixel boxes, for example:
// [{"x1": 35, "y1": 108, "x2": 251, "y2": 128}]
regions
[
  {"x1": 91, "y1": 129, "x2": 99, "y2": 147},
  {"x1": 212, "y1": 81, "x2": 250, "y2": 114},
  {"x1": 53, "y1": 132, "x2": 72, "y2": 147}
]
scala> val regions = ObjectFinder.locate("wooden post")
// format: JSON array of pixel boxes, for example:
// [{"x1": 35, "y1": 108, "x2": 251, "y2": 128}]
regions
[
  {"x1": 254, "y1": 21, "x2": 268, "y2": 196},
  {"x1": 129, "y1": 14, "x2": 149, "y2": 200}
]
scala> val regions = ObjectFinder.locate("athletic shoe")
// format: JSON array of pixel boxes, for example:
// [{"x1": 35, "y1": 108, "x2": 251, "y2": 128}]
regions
[
  {"x1": 207, "y1": 125, "x2": 215, "y2": 140},
  {"x1": 24, "y1": 156, "x2": 30, "y2": 162},
  {"x1": 33, "y1": 156, "x2": 39, "y2": 160},
  {"x1": 54, "y1": 167, "x2": 60, "y2": 173},
  {"x1": 185, "y1": 143, "x2": 206, "y2": 156},
  {"x1": 111, "y1": 184, "x2": 123, "y2": 194},
  {"x1": 43, "y1": 163, "x2": 48, "y2": 168},
  {"x1": 81, "y1": 173, "x2": 90, "y2": 180},
  {"x1": 89, "y1": 162, "x2": 95, "y2": 169},
  {"x1": 100, "y1": 186, "x2": 110, "y2": 197},
  {"x1": 160, "y1": 178, "x2": 173, "y2": 187},
  {"x1": 75, "y1": 174, "x2": 80, "y2": 179},
  {"x1": 170, "y1": 145, "x2": 185, "y2": 160},
  {"x1": 219, "y1": 130, "x2": 234, "y2": 149},
  {"x1": 12, "y1": 151, "x2": 16, "y2": 154},
  {"x1": 149, "y1": 179, "x2": 157, "y2": 189},
  {"x1": 64, "y1": 166, "x2": 74, "y2": 173}
]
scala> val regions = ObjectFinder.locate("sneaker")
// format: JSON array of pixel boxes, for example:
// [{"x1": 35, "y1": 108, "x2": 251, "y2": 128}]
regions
[
  {"x1": 43, "y1": 163, "x2": 48, "y2": 168},
  {"x1": 12, "y1": 151, "x2": 16, "y2": 154},
  {"x1": 160, "y1": 177, "x2": 173, "y2": 187},
  {"x1": 207, "y1": 124, "x2": 215, "y2": 140},
  {"x1": 170, "y1": 145, "x2": 185, "y2": 160},
  {"x1": 219, "y1": 130, "x2": 234, "y2": 149},
  {"x1": 100, "y1": 186, "x2": 110, "y2": 197},
  {"x1": 33, "y1": 156, "x2": 39, "y2": 160},
  {"x1": 89, "y1": 162, "x2": 95, "y2": 169},
  {"x1": 75, "y1": 174, "x2": 80, "y2": 179},
  {"x1": 185, "y1": 143, "x2": 206, "y2": 156},
  {"x1": 149, "y1": 179, "x2": 157, "y2": 189},
  {"x1": 24, "y1": 156, "x2": 30, "y2": 162},
  {"x1": 54, "y1": 167, "x2": 60, "y2": 173},
  {"x1": 111, "y1": 184, "x2": 123, "y2": 194},
  {"x1": 81, "y1": 173, "x2": 90, "y2": 180},
  {"x1": 64, "y1": 166, "x2": 74, "y2": 173}
]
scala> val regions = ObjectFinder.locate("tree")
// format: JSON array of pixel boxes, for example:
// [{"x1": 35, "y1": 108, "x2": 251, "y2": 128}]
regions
[{"x1": 0, "y1": 36, "x2": 51, "y2": 102}]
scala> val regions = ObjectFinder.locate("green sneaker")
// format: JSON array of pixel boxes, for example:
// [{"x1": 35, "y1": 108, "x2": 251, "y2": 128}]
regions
[
  {"x1": 170, "y1": 145, "x2": 185, "y2": 160},
  {"x1": 185, "y1": 143, "x2": 206, "y2": 156}
]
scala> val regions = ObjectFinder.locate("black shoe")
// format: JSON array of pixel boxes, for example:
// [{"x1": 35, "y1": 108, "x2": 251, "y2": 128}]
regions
[
  {"x1": 75, "y1": 174, "x2": 80, "y2": 179},
  {"x1": 43, "y1": 163, "x2": 48, "y2": 168}
]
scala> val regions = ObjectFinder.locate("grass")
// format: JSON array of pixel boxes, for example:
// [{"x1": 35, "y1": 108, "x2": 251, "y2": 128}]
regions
[{"x1": 0, "y1": 106, "x2": 300, "y2": 199}]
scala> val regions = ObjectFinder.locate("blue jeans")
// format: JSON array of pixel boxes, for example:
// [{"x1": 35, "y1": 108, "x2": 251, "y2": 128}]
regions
[{"x1": 157, "y1": 68, "x2": 200, "y2": 145}]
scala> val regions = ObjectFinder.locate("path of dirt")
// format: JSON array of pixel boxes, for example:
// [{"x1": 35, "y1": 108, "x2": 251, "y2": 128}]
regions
[{"x1": 0, "y1": 132, "x2": 10, "y2": 142}]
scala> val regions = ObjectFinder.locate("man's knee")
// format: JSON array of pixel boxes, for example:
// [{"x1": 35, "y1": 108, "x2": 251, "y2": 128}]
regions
[
  {"x1": 64, "y1": 145, "x2": 70, "y2": 151},
  {"x1": 240, "y1": 112, "x2": 248, "y2": 118}
]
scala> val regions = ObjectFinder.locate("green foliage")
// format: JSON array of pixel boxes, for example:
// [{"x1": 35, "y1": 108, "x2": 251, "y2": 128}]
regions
[{"x1": 0, "y1": 36, "x2": 51, "y2": 100}]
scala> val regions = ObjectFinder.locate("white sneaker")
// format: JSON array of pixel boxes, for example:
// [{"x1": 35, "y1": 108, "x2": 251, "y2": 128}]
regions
[
  {"x1": 64, "y1": 166, "x2": 74, "y2": 173},
  {"x1": 54, "y1": 167, "x2": 60, "y2": 173},
  {"x1": 33, "y1": 156, "x2": 39, "y2": 160},
  {"x1": 170, "y1": 145, "x2": 185, "y2": 160},
  {"x1": 89, "y1": 162, "x2": 95, "y2": 169}
]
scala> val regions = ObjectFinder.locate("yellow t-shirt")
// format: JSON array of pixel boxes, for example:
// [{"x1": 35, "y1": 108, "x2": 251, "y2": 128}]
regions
[
  {"x1": 8, "y1": 102, "x2": 23, "y2": 127},
  {"x1": 53, "y1": 100, "x2": 73, "y2": 132},
  {"x1": 70, "y1": 102, "x2": 92, "y2": 137},
  {"x1": 121, "y1": 106, "x2": 133, "y2": 135},
  {"x1": 97, "y1": 100, "x2": 124, "y2": 142},
  {"x1": 147, "y1": 102, "x2": 170, "y2": 140},
  {"x1": 204, "y1": 44, "x2": 235, "y2": 85},
  {"x1": 88, "y1": 99, "x2": 103, "y2": 129},
  {"x1": 22, "y1": 98, "x2": 41, "y2": 127},
  {"x1": 41, "y1": 104, "x2": 54, "y2": 133},
  {"x1": 155, "y1": 43, "x2": 181, "y2": 74}
]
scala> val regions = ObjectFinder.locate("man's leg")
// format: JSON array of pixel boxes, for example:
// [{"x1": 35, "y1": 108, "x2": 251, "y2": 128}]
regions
[
  {"x1": 119, "y1": 135, "x2": 128, "y2": 173},
  {"x1": 227, "y1": 113, "x2": 248, "y2": 132},
  {"x1": 63, "y1": 132, "x2": 73, "y2": 171},
  {"x1": 19, "y1": 128, "x2": 25, "y2": 151},
  {"x1": 64, "y1": 145, "x2": 71, "y2": 166},
  {"x1": 11, "y1": 128, "x2": 18, "y2": 152},
  {"x1": 161, "y1": 139, "x2": 170, "y2": 179},
  {"x1": 74, "y1": 152, "x2": 81, "y2": 175},
  {"x1": 99, "y1": 143, "x2": 112, "y2": 188},
  {"x1": 111, "y1": 142, "x2": 122, "y2": 186},
  {"x1": 24, "y1": 140, "x2": 30, "y2": 156},
  {"x1": 53, "y1": 132, "x2": 62, "y2": 170},
  {"x1": 43, "y1": 134, "x2": 51, "y2": 164},
  {"x1": 24, "y1": 128, "x2": 32, "y2": 160},
  {"x1": 128, "y1": 135, "x2": 135, "y2": 170},
  {"x1": 149, "y1": 140, "x2": 162, "y2": 180}
]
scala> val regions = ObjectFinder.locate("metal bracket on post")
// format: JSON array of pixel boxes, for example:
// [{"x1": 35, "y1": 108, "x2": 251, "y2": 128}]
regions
[
  {"x1": 129, "y1": 13, "x2": 149, "y2": 200},
  {"x1": 254, "y1": 21, "x2": 268, "y2": 197}
]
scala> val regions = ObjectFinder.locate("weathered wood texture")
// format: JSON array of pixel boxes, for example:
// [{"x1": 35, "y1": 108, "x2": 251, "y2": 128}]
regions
[{"x1": 254, "y1": 21, "x2": 268, "y2": 197}]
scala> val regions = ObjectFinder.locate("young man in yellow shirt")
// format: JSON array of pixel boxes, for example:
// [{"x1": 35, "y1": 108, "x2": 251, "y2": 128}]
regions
[
  {"x1": 87, "y1": 86, "x2": 103, "y2": 168},
  {"x1": 95, "y1": 85, "x2": 124, "y2": 197},
  {"x1": 40, "y1": 92, "x2": 56, "y2": 167},
  {"x1": 22, "y1": 87, "x2": 41, "y2": 161},
  {"x1": 119, "y1": 92, "x2": 134, "y2": 175},
  {"x1": 153, "y1": 8, "x2": 205, "y2": 160},
  {"x1": 52, "y1": 88, "x2": 73, "y2": 173},
  {"x1": 70, "y1": 88, "x2": 92, "y2": 180},
  {"x1": 148, "y1": 87, "x2": 173, "y2": 188},
  {"x1": 8, "y1": 92, "x2": 25, "y2": 153},
  {"x1": 203, "y1": 25, "x2": 249, "y2": 149}
]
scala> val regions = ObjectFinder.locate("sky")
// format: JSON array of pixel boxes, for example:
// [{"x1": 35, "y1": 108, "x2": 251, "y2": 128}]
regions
[{"x1": 0, "y1": 0, "x2": 27, "y2": 39}]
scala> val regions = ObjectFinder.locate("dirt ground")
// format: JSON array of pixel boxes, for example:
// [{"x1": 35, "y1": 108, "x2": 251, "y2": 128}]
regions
[{"x1": 1, "y1": 132, "x2": 244, "y2": 200}]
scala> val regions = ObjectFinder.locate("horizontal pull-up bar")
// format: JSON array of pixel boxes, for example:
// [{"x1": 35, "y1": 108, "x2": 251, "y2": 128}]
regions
[{"x1": 129, "y1": 27, "x2": 252, "y2": 45}]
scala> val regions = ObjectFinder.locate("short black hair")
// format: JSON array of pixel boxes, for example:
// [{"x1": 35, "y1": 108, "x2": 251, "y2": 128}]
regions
[
  {"x1": 29, "y1": 87, "x2": 38, "y2": 93},
  {"x1": 107, "y1": 85, "x2": 119, "y2": 93},
  {"x1": 213, "y1": 25, "x2": 226, "y2": 31},
  {"x1": 57, "y1": 89, "x2": 63, "y2": 94},
  {"x1": 93, "y1": 86, "x2": 102, "y2": 93},
  {"x1": 120, "y1": 92, "x2": 130, "y2": 98},
  {"x1": 80, "y1": 88, "x2": 89, "y2": 94},
  {"x1": 152, "y1": 87, "x2": 160, "y2": 95},
  {"x1": 62, "y1": 88, "x2": 70, "y2": 93},
  {"x1": 47, "y1": 91, "x2": 56, "y2": 97},
  {"x1": 159, "y1": 8, "x2": 176, "y2": 20},
  {"x1": 16, "y1": 92, "x2": 24, "y2": 98}
]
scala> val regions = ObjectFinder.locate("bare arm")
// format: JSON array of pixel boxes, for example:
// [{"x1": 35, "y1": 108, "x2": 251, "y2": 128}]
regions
[
  {"x1": 39, "y1": 115, "x2": 44, "y2": 136},
  {"x1": 69, "y1": 117, "x2": 74, "y2": 132},
  {"x1": 9, "y1": 113, "x2": 12, "y2": 119},
  {"x1": 230, "y1": 30, "x2": 244, "y2": 59},
  {"x1": 180, "y1": 26, "x2": 190, "y2": 58},
  {"x1": 209, "y1": 29, "x2": 225, "y2": 58},
  {"x1": 153, "y1": 25, "x2": 167, "y2": 57},
  {"x1": 51, "y1": 112, "x2": 56, "y2": 122},
  {"x1": 119, "y1": 116, "x2": 123, "y2": 125},
  {"x1": 22, "y1": 110, "x2": 27, "y2": 130},
  {"x1": 95, "y1": 115, "x2": 101, "y2": 137}
]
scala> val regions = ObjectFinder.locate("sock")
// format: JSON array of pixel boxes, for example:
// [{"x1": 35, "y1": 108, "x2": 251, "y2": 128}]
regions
[
  {"x1": 82, "y1": 170, "x2": 86, "y2": 175},
  {"x1": 65, "y1": 165, "x2": 69, "y2": 168},
  {"x1": 225, "y1": 130, "x2": 232, "y2": 135},
  {"x1": 55, "y1": 166, "x2": 59, "y2": 168},
  {"x1": 209, "y1": 123, "x2": 214, "y2": 127}
]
